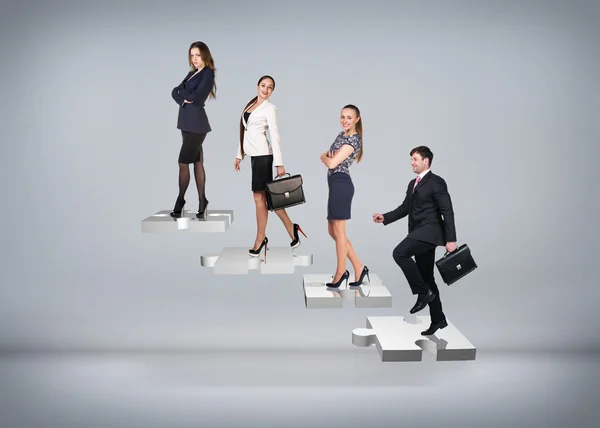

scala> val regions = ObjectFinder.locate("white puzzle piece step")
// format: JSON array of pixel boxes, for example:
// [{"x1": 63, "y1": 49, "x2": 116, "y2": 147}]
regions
[
  {"x1": 141, "y1": 210, "x2": 234, "y2": 233},
  {"x1": 302, "y1": 273, "x2": 392, "y2": 309},
  {"x1": 352, "y1": 316, "x2": 476, "y2": 362},
  {"x1": 200, "y1": 246, "x2": 313, "y2": 275}
]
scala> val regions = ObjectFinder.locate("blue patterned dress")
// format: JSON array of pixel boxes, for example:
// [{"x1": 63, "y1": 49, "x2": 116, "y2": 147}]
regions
[
  {"x1": 326, "y1": 132, "x2": 361, "y2": 220},
  {"x1": 328, "y1": 132, "x2": 362, "y2": 176}
]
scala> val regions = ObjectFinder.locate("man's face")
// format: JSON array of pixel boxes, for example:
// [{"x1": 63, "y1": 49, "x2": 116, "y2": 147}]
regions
[{"x1": 411, "y1": 153, "x2": 428, "y2": 174}]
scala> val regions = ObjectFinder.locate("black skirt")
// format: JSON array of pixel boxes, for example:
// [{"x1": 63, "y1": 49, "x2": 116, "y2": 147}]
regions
[
  {"x1": 178, "y1": 131, "x2": 207, "y2": 164},
  {"x1": 250, "y1": 154, "x2": 273, "y2": 192},
  {"x1": 327, "y1": 172, "x2": 354, "y2": 220}
]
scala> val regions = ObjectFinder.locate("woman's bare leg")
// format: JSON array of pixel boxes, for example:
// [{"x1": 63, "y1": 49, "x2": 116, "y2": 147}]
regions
[
  {"x1": 274, "y1": 208, "x2": 294, "y2": 239},
  {"x1": 331, "y1": 220, "x2": 349, "y2": 282},
  {"x1": 252, "y1": 191, "x2": 268, "y2": 249}
]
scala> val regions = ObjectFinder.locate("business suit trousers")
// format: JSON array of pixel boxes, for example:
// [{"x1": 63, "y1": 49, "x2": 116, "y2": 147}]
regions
[{"x1": 392, "y1": 237, "x2": 445, "y2": 322}]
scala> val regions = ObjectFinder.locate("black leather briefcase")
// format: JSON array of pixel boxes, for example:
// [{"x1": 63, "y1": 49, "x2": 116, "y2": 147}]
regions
[
  {"x1": 265, "y1": 173, "x2": 306, "y2": 211},
  {"x1": 435, "y1": 244, "x2": 477, "y2": 285}
]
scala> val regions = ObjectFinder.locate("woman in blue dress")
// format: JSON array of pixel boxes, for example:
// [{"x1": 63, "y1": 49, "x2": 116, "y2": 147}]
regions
[{"x1": 319, "y1": 104, "x2": 369, "y2": 288}]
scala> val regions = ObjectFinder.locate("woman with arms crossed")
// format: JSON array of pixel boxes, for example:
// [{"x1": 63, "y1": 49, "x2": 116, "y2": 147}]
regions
[
  {"x1": 234, "y1": 75, "x2": 306, "y2": 258},
  {"x1": 170, "y1": 41, "x2": 216, "y2": 220},
  {"x1": 319, "y1": 104, "x2": 369, "y2": 288}
]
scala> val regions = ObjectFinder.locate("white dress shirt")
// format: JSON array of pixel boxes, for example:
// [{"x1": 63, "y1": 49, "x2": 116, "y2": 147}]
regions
[
  {"x1": 236, "y1": 99, "x2": 283, "y2": 166},
  {"x1": 413, "y1": 169, "x2": 431, "y2": 190}
]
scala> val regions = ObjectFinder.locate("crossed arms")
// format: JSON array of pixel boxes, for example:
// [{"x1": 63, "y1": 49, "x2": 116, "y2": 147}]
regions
[{"x1": 171, "y1": 68, "x2": 215, "y2": 106}]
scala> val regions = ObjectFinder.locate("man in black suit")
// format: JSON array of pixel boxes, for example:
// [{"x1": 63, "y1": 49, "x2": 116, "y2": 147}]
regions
[{"x1": 373, "y1": 146, "x2": 457, "y2": 336}]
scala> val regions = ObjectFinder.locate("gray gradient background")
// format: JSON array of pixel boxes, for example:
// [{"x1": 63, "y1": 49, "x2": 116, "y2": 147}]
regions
[{"x1": 1, "y1": 0, "x2": 599, "y2": 426}]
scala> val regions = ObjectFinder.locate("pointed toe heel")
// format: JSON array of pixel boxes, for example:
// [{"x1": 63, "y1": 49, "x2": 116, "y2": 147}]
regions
[
  {"x1": 290, "y1": 223, "x2": 307, "y2": 248},
  {"x1": 326, "y1": 270, "x2": 349, "y2": 289},
  {"x1": 170, "y1": 197, "x2": 186, "y2": 218},
  {"x1": 349, "y1": 266, "x2": 370, "y2": 287},
  {"x1": 249, "y1": 237, "x2": 268, "y2": 260}
]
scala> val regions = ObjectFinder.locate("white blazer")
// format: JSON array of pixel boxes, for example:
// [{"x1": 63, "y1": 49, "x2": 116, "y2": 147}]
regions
[{"x1": 236, "y1": 98, "x2": 283, "y2": 166}]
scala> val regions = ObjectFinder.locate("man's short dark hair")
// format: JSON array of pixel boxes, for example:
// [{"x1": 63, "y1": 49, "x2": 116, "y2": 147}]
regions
[{"x1": 410, "y1": 146, "x2": 433, "y2": 166}]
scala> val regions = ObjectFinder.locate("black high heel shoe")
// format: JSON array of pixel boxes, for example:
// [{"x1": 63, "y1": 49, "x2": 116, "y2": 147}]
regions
[
  {"x1": 349, "y1": 266, "x2": 370, "y2": 287},
  {"x1": 290, "y1": 223, "x2": 307, "y2": 249},
  {"x1": 249, "y1": 237, "x2": 268, "y2": 261},
  {"x1": 326, "y1": 270, "x2": 349, "y2": 289},
  {"x1": 170, "y1": 197, "x2": 186, "y2": 218},
  {"x1": 196, "y1": 200, "x2": 208, "y2": 220}
]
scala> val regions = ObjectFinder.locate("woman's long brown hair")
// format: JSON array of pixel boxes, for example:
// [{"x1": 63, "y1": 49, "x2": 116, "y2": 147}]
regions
[
  {"x1": 238, "y1": 75, "x2": 275, "y2": 160},
  {"x1": 188, "y1": 41, "x2": 217, "y2": 99},
  {"x1": 342, "y1": 104, "x2": 363, "y2": 162}
]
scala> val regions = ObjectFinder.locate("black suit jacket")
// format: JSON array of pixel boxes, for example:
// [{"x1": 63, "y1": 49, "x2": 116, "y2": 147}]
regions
[
  {"x1": 383, "y1": 171, "x2": 456, "y2": 246},
  {"x1": 171, "y1": 67, "x2": 214, "y2": 134}
]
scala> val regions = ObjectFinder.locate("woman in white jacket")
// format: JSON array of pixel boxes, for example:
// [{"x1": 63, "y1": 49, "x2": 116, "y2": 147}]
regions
[{"x1": 234, "y1": 75, "x2": 306, "y2": 258}]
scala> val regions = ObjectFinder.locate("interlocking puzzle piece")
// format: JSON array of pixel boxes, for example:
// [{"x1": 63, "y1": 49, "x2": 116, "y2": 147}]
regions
[
  {"x1": 352, "y1": 316, "x2": 476, "y2": 362},
  {"x1": 141, "y1": 209, "x2": 234, "y2": 233},
  {"x1": 302, "y1": 273, "x2": 392, "y2": 308},
  {"x1": 200, "y1": 246, "x2": 313, "y2": 275}
]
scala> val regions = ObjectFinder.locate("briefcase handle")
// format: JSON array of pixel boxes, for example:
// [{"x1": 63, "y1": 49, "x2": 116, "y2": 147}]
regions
[
  {"x1": 442, "y1": 243, "x2": 467, "y2": 258},
  {"x1": 274, "y1": 173, "x2": 291, "y2": 180}
]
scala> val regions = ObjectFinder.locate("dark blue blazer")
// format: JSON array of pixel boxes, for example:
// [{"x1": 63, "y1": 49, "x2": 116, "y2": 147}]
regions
[{"x1": 171, "y1": 67, "x2": 214, "y2": 134}]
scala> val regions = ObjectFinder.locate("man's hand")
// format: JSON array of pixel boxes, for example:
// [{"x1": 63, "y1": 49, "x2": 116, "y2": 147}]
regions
[
  {"x1": 446, "y1": 242, "x2": 457, "y2": 253},
  {"x1": 234, "y1": 158, "x2": 241, "y2": 171},
  {"x1": 373, "y1": 213, "x2": 384, "y2": 223},
  {"x1": 183, "y1": 99, "x2": 193, "y2": 104}
]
